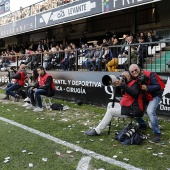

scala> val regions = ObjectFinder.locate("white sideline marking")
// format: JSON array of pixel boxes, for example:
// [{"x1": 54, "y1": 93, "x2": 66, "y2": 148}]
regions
[
  {"x1": 76, "y1": 156, "x2": 91, "y2": 170},
  {"x1": 0, "y1": 117, "x2": 142, "y2": 170}
]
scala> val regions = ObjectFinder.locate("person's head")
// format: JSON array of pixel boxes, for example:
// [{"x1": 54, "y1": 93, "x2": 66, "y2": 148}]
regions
[
  {"x1": 129, "y1": 64, "x2": 141, "y2": 78},
  {"x1": 138, "y1": 36, "x2": 145, "y2": 43},
  {"x1": 114, "y1": 38, "x2": 118, "y2": 44},
  {"x1": 81, "y1": 43, "x2": 85, "y2": 48},
  {"x1": 89, "y1": 45, "x2": 93, "y2": 50},
  {"x1": 20, "y1": 64, "x2": 26, "y2": 70},
  {"x1": 126, "y1": 36, "x2": 132, "y2": 43},
  {"x1": 121, "y1": 71, "x2": 132, "y2": 83},
  {"x1": 37, "y1": 66, "x2": 45, "y2": 76},
  {"x1": 147, "y1": 31, "x2": 152, "y2": 37},
  {"x1": 32, "y1": 69, "x2": 39, "y2": 82}
]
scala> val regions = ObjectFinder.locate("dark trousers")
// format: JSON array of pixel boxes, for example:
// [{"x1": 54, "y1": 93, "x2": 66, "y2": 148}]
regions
[
  {"x1": 28, "y1": 89, "x2": 47, "y2": 108},
  {"x1": 6, "y1": 83, "x2": 21, "y2": 97}
]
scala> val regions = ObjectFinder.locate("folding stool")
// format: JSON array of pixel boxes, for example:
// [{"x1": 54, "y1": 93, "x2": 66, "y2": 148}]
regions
[{"x1": 42, "y1": 95, "x2": 52, "y2": 110}]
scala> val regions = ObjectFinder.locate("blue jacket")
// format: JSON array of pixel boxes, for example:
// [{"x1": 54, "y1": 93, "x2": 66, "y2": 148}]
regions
[{"x1": 146, "y1": 72, "x2": 163, "y2": 98}]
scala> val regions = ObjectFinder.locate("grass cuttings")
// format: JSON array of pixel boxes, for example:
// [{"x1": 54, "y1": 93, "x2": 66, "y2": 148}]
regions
[{"x1": 0, "y1": 95, "x2": 170, "y2": 170}]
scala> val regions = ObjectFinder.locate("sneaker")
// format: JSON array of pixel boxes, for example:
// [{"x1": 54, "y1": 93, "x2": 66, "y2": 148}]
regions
[
  {"x1": 23, "y1": 103, "x2": 32, "y2": 107},
  {"x1": 2, "y1": 96, "x2": 9, "y2": 100},
  {"x1": 33, "y1": 107, "x2": 43, "y2": 112},
  {"x1": 24, "y1": 97, "x2": 30, "y2": 102},
  {"x1": 84, "y1": 129, "x2": 98, "y2": 136},
  {"x1": 152, "y1": 134, "x2": 161, "y2": 143},
  {"x1": 26, "y1": 105, "x2": 36, "y2": 110}
]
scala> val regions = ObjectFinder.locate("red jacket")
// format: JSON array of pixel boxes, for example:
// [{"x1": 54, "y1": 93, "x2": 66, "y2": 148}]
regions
[
  {"x1": 38, "y1": 73, "x2": 56, "y2": 90},
  {"x1": 120, "y1": 80, "x2": 144, "y2": 111},
  {"x1": 14, "y1": 71, "x2": 26, "y2": 86}
]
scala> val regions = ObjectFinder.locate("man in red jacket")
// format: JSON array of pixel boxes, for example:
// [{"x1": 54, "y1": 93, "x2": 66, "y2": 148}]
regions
[
  {"x1": 129, "y1": 64, "x2": 165, "y2": 142},
  {"x1": 26, "y1": 66, "x2": 56, "y2": 112},
  {"x1": 85, "y1": 71, "x2": 143, "y2": 136},
  {"x1": 3, "y1": 64, "x2": 27, "y2": 101}
]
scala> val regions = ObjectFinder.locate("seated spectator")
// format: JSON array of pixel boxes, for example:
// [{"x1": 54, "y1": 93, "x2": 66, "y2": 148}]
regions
[
  {"x1": 84, "y1": 45, "x2": 95, "y2": 71},
  {"x1": 26, "y1": 66, "x2": 56, "y2": 112},
  {"x1": 0, "y1": 55, "x2": 10, "y2": 70},
  {"x1": 3, "y1": 64, "x2": 27, "y2": 101},
  {"x1": 43, "y1": 50, "x2": 53, "y2": 70},
  {"x1": 106, "y1": 38, "x2": 120, "y2": 72},
  {"x1": 60, "y1": 48, "x2": 71, "y2": 71},
  {"x1": 23, "y1": 69, "x2": 39, "y2": 107},
  {"x1": 101, "y1": 44, "x2": 112, "y2": 70},
  {"x1": 93, "y1": 43, "x2": 104, "y2": 71},
  {"x1": 78, "y1": 43, "x2": 88, "y2": 66}
]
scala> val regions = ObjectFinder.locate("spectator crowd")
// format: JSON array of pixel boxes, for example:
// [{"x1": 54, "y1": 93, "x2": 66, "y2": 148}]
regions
[
  {"x1": 0, "y1": 0, "x2": 77, "y2": 25},
  {"x1": 0, "y1": 29, "x2": 159, "y2": 72}
]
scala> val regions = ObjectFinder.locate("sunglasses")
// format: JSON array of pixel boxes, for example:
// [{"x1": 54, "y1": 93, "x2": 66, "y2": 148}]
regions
[{"x1": 130, "y1": 69, "x2": 138, "y2": 74}]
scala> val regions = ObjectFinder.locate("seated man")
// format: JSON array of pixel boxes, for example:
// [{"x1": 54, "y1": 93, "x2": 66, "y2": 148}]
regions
[
  {"x1": 3, "y1": 64, "x2": 27, "y2": 101},
  {"x1": 85, "y1": 71, "x2": 144, "y2": 136},
  {"x1": 26, "y1": 66, "x2": 56, "y2": 112}
]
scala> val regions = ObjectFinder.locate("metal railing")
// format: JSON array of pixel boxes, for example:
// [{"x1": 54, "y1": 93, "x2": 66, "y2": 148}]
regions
[{"x1": 1, "y1": 40, "x2": 170, "y2": 73}]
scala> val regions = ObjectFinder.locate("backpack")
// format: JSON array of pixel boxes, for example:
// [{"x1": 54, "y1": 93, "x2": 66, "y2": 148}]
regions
[
  {"x1": 115, "y1": 123, "x2": 146, "y2": 145},
  {"x1": 50, "y1": 103, "x2": 63, "y2": 110}
]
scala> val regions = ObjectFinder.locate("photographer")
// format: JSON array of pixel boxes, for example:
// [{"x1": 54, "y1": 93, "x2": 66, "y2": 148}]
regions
[
  {"x1": 129, "y1": 64, "x2": 165, "y2": 142},
  {"x1": 85, "y1": 71, "x2": 144, "y2": 136},
  {"x1": 3, "y1": 64, "x2": 27, "y2": 101}
]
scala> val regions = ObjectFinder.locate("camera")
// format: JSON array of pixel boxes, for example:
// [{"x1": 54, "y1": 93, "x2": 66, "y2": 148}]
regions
[
  {"x1": 125, "y1": 128, "x2": 136, "y2": 138},
  {"x1": 102, "y1": 75, "x2": 127, "y2": 86},
  {"x1": 102, "y1": 75, "x2": 117, "y2": 86},
  {"x1": 137, "y1": 74, "x2": 148, "y2": 85},
  {"x1": 117, "y1": 75, "x2": 127, "y2": 83}
]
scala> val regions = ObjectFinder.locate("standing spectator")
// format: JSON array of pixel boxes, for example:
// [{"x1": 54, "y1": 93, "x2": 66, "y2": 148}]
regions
[
  {"x1": 26, "y1": 66, "x2": 56, "y2": 112},
  {"x1": 137, "y1": 36, "x2": 147, "y2": 68}
]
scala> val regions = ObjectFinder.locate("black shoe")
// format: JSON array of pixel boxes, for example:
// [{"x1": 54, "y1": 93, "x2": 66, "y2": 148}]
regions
[
  {"x1": 2, "y1": 96, "x2": 9, "y2": 100},
  {"x1": 84, "y1": 129, "x2": 98, "y2": 136},
  {"x1": 14, "y1": 94, "x2": 20, "y2": 102},
  {"x1": 152, "y1": 134, "x2": 161, "y2": 143}
]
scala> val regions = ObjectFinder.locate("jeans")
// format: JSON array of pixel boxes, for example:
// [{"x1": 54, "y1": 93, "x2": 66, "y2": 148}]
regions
[
  {"x1": 60, "y1": 60, "x2": 69, "y2": 71},
  {"x1": 85, "y1": 59, "x2": 96, "y2": 70},
  {"x1": 29, "y1": 89, "x2": 47, "y2": 108},
  {"x1": 95, "y1": 102, "x2": 127, "y2": 134},
  {"x1": 96, "y1": 58, "x2": 102, "y2": 71},
  {"x1": 6, "y1": 83, "x2": 21, "y2": 97},
  {"x1": 136, "y1": 96, "x2": 161, "y2": 134}
]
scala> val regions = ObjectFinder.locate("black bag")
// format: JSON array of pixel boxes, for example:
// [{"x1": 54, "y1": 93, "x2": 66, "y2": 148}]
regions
[
  {"x1": 115, "y1": 123, "x2": 146, "y2": 145},
  {"x1": 50, "y1": 103, "x2": 63, "y2": 110}
]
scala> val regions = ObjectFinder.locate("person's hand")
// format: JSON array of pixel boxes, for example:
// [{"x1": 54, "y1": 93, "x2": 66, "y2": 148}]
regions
[
  {"x1": 113, "y1": 79, "x2": 122, "y2": 86},
  {"x1": 33, "y1": 88, "x2": 37, "y2": 92},
  {"x1": 141, "y1": 85, "x2": 148, "y2": 91}
]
